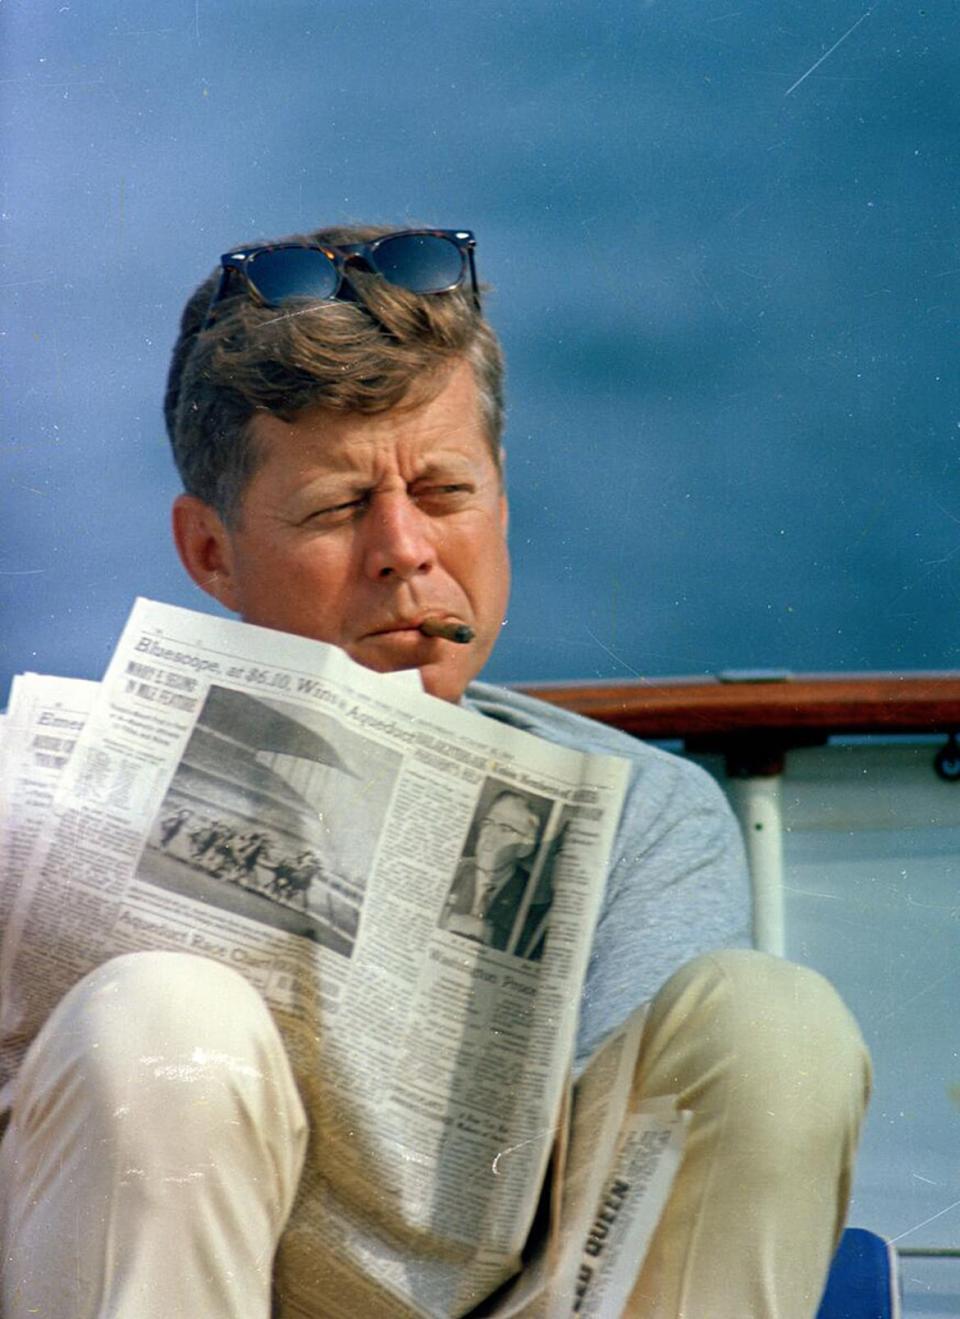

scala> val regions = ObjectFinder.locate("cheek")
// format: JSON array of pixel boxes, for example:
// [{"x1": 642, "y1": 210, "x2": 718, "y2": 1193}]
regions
[
  {"x1": 467, "y1": 525, "x2": 510, "y2": 613},
  {"x1": 236, "y1": 543, "x2": 344, "y2": 630},
  {"x1": 488, "y1": 544, "x2": 511, "y2": 623}
]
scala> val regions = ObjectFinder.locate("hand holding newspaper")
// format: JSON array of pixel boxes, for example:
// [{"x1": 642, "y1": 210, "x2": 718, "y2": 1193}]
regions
[{"x1": 0, "y1": 599, "x2": 688, "y2": 1318}]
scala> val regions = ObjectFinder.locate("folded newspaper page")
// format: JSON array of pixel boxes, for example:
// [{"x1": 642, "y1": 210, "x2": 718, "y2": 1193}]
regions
[
  {"x1": 570, "y1": 1099, "x2": 689, "y2": 1318},
  {"x1": 547, "y1": 1012, "x2": 651, "y2": 1315},
  {"x1": 0, "y1": 599, "x2": 634, "y2": 1318},
  {"x1": 0, "y1": 673, "x2": 99, "y2": 1107},
  {"x1": 0, "y1": 675, "x2": 96, "y2": 952},
  {"x1": 485, "y1": 1013, "x2": 688, "y2": 1319}
]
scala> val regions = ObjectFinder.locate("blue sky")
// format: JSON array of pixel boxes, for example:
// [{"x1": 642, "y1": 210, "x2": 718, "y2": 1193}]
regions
[{"x1": 4, "y1": 0, "x2": 959, "y2": 693}]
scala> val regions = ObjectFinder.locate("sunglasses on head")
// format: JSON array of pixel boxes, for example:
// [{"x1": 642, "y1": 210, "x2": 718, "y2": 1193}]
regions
[{"x1": 202, "y1": 228, "x2": 479, "y2": 329}]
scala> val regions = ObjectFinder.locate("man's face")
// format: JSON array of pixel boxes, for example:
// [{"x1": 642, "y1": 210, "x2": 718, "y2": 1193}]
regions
[
  {"x1": 174, "y1": 359, "x2": 509, "y2": 702},
  {"x1": 475, "y1": 794, "x2": 539, "y2": 873}
]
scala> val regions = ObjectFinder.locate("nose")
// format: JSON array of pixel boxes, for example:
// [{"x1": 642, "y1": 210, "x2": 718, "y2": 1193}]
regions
[{"x1": 363, "y1": 492, "x2": 437, "y2": 581}]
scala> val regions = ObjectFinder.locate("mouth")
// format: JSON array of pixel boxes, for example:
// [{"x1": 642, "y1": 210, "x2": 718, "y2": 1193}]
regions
[
  {"x1": 359, "y1": 623, "x2": 438, "y2": 656},
  {"x1": 366, "y1": 614, "x2": 465, "y2": 639},
  {"x1": 359, "y1": 614, "x2": 476, "y2": 658},
  {"x1": 367, "y1": 620, "x2": 428, "y2": 638}
]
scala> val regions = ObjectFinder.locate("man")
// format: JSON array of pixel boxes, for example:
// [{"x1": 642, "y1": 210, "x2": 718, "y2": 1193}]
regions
[
  {"x1": 0, "y1": 226, "x2": 870, "y2": 1317},
  {"x1": 440, "y1": 788, "x2": 551, "y2": 957}
]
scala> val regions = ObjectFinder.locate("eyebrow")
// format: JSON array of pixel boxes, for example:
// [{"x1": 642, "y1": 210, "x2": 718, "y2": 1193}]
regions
[
  {"x1": 304, "y1": 453, "x2": 481, "y2": 491},
  {"x1": 410, "y1": 454, "x2": 482, "y2": 479}
]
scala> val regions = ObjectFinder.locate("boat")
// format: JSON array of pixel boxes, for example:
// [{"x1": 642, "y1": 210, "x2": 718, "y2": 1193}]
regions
[{"x1": 521, "y1": 670, "x2": 960, "y2": 1319}]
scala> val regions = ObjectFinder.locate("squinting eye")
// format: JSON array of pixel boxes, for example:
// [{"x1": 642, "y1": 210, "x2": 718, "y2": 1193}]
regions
[
  {"x1": 414, "y1": 484, "x2": 473, "y2": 508},
  {"x1": 302, "y1": 497, "x2": 367, "y2": 525}
]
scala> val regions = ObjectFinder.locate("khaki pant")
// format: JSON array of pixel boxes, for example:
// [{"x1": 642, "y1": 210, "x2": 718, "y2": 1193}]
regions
[
  {"x1": 0, "y1": 948, "x2": 870, "y2": 1318},
  {"x1": 624, "y1": 950, "x2": 871, "y2": 1318}
]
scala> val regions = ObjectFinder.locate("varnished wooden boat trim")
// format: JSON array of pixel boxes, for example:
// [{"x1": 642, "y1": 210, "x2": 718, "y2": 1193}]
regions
[{"x1": 517, "y1": 673, "x2": 960, "y2": 767}]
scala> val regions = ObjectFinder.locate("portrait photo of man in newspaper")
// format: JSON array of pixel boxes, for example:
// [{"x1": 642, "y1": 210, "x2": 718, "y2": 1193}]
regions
[
  {"x1": 439, "y1": 782, "x2": 558, "y2": 961},
  {"x1": 0, "y1": 224, "x2": 872, "y2": 1318}
]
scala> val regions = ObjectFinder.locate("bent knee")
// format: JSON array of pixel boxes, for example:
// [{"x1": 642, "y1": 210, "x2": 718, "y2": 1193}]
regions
[
  {"x1": 644, "y1": 950, "x2": 871, "y2": 1115},
  {"x1": 52, "y1": 951, "x2": 269, "y2": 1037},
  {"x1": 657, "y1": 949, "x2": 866, "y2": 1049},
  {"x1": 16, "y1": 953, "x2": 302, "y2": 1148},
  {"x1": 24, "y1": 952, "x2": 283, "y2": 1099}
]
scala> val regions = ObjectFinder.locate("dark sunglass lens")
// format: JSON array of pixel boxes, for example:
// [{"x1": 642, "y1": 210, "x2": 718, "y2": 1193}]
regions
[
  {"x1": 371, "y1": 235, "x2": 464, "y2": 293},
  {"x1": 247, "y1": 247, "x2": 340, "y2": 305}
]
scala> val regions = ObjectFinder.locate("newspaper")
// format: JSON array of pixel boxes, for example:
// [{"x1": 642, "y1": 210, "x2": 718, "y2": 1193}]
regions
[
  {"x1": 0, "y1": 675, "x2": 96, "y2": 942},
  {"x1": 489, "y1": 1015, "x2": 687, "y2": 1319},
  {"x1": 0, "y1": 599, "x2": 687, "y2": 1317}
]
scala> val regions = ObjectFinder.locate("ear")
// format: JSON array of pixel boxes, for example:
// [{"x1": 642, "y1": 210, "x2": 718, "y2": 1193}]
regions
[{"x1": 171, "y1": 494, "x2": 241, "y2": 613}]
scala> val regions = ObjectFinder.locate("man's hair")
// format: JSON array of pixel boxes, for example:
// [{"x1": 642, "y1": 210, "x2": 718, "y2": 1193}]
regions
[
  {"x1": 484, "y1": 789, "x2": 545, "y2": 838},
  {"x1": 164, "y1": 224, "x2": 505, "y2": 524}
]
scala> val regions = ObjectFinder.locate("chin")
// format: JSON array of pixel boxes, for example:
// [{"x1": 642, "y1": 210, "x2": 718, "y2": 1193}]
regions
[
  {"x1": 347, "y1": 635, "x2": 478, "y2": 703},
  {"x1": 416, "y1": 661, "x2": 473, "y2": 704}
]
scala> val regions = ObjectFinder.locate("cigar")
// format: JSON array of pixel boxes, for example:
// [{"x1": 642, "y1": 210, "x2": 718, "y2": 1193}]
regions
[{"x1": 419, "y1": 618, "x2": 475, "y2": 644}]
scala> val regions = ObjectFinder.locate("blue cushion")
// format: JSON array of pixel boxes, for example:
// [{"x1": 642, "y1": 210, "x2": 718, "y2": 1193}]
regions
[{"x1": 816, "y1": 1227, "x2": 900, "y2": 1319}]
